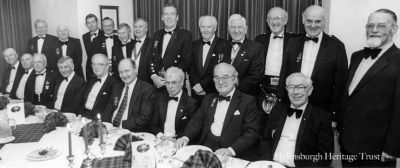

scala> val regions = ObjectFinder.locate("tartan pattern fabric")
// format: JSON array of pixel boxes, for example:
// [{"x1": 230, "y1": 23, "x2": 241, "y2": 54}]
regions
[
  {"x1": 0, "y1": 123, "x2": 45, "y2": 149},
  {"x1": 85, "y1": 156, "x2": 131, "y2": 168},
  {"x1": 112, "y1": 86, "x2": 129, "y2": 127},
  {"x1": 113, "y1": 133, "x2": 143, "y2": 161},
  {"x1": 182, "y1": 150, "x2": 222, "y2": 168},
  {"x1": 43, "y1": 112, "x2": 68, "y2": 133}
]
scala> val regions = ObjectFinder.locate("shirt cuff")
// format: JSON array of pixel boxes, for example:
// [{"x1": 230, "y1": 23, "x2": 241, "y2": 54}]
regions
[
  {"x1": 156, "y1": 132, "x2": 164, "y2": 139},
  {"x1": 228, "y1": 147, "x2": 236, "y2": 156},
  {"x1": 151, "y1": 74, "x2": 158, "y2": 78},
  {"x1": 182, "y1": 136, "x2": 190, "y2": 144}
]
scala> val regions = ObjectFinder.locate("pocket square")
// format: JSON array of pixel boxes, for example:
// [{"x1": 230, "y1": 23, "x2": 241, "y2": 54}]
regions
[
  {"x1": 271, "y1": 129, "x2": 276, "y2": 138},
  {"x1": 102, "y1": 92, "x2": 107, "y2": 95},
  {"x1": 181, "y1": 116, "x2": 187, "y2": 120},
  {"x1": 243, "y1": 59, "x2": 249, "y2": 62},
  {"x1": 212, "y1": 53, "x2": 216, "y2": 57},
  {"x1": 234, "y1": 110, "x2": 241, "y2": 115}
]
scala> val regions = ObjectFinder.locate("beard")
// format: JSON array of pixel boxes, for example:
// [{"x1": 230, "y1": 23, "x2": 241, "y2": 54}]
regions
[{"x1": 367, "y1": 37, "x2": 382, "y2": 48}]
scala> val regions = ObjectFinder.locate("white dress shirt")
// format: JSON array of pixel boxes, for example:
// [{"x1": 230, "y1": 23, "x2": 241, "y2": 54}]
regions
[
  {"x1": 16, "y1": 68, "x2": 33, "y2": 99},
  {"x1": 265, "y1": 33, "x2": 284, "y2": 76},
  {"x1": 301, "y1": 33, "x2": 323, "y2": 78},
  {"x1": 132, "y1": 36, "x2": 146, "y2": 70},
  {"x1": 273, "y1": 102, "x2": 307, "y2": 167},
  {"x1": 162, "y1": 28, "x2": 175, "y2": 58},
  {"x1": 105, "y1": 35, "x2": 114, "y2": 60},
  {"x1": 348, "y1": 42, "x2": 393, "y2": 94},
  {"x1": 202, "y1": 35, "x2": 215, "y2": 67},
  {"x1": 112, "y1": 78, "x2": 138, "y2": 128},
  {"x1": 85, "y1": 75, "x2": 109, "y2": 110},
  {"x1": 231, "y1": 39, "x2": 245, "y2": 64},
  {"x1": 54, "y1": 72, "x2": 75, "y2": 110},
  {"x1": 211, "y1": 89, "x2": 235, "y2": 136},
  {"x1": 34, "y1": 70, "x2": 46, "y2": 95},
  {"x1": 61, "y1": 41, "x2": 68, "y2": 56},
  {"x1": 37, "y1": 35, "x2": 45, "y2": 54},
  {"x1": 121, "y1": 39, "x2": 131, "y2": 58},
  {"x1": 163, "y1": 91, "x2": 183, "y2": 137},
  {"x1": 6, "y1": 61, "x2": 20, "y2": 93}
]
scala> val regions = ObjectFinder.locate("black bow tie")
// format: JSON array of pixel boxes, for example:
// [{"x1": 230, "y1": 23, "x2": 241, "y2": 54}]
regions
[
  {"x1": 202, "y1": 41, "x2": 211, "y2": 46},
  {"x1": 305, "y1": 36, "x2": 318, "y2": 43},
  {"x1": 231, "y1": 41, "x2": 242, "y2": 46},
  {"x1": 60, "y1": 41, "x2": 68, "y2": 45},
  {"x1": 218, "y1": 95, "x2": 231, "y2": 101},
  {"x1": 164, "y1": 31, "x2": 173, "y2": 35},
  {"x1": 287, "y1": 107, "x2": 303, "y2": 119},
  {"x1": 36, "y1": 73, "x2": 45, "y2": 76},
  {"x1": 133, "y1": 39, "x2": 142, "y2": 43},
  {"x1": 91, "y1": 33, "x2": 97, "y2": 37},
  {"x1": 38, "y1": 36, "x2": 45, "y2": 39},
  {"x1": 273, "y1": 35, "x2": 283, "y2": 39},
  {"x1": 363, "y1": 47, "x2": 382, "y2": 59},
  {"x1": 24, "y1": 71, "x2": 29, "y2": 74},
  {"x1": 168, "y1": 96, "x2": 178, "y2": 101},
  {"x1": 95, "y1": 78, "x2": 102, "y2": 83},
  {"x1": 105, "y1": 36, "x2": 113, "y2": 39},
  {"x1": 63, "y1": 77, "x2": 69, "y2": 82},
  {"x1": 11, "y1": 66, "x2": 15, "y2": 70},
  {"x1": 121, "y1": 43, "x2": 127, "y2": 47}
]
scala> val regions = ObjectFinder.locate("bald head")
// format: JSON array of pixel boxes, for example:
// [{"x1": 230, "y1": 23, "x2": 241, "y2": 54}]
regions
[{"x1": 302, "y1": 5, "x2": 326, "y2": 37}]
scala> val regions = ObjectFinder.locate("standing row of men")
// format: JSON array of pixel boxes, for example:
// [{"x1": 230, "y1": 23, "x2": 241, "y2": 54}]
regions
[{"x1": 0, "y1": 3, "x2": 399, "y2": 167}]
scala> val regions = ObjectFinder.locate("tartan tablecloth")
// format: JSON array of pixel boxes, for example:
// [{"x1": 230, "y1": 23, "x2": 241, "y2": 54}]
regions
[
  {"x1": 0, "y1": 123, "x2": 45, "y2": 149},
  {"x1": 85, "y1": 156, "x2": 131, "y2": 168}
]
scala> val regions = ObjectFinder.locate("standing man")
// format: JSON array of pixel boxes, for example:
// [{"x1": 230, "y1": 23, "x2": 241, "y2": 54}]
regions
[
  {"x1": 52, "y1": 56, "x2": 86, "y2": 114},
  {"x1": 56, "y1": 25, "x2": 84, "y2": 77},
  {"x1": 80, "y1": 54, "x2": 120, "y2": 119},
  {"x1": 150, "y1": 3, "x2": 192, "y2": 88},
  {"x1": 112, "y1": 23, "x2": 135, "y2": 80},
  {"x1": 175, "y1": 63, "x2": 260, "y2": 160},
  {"x1": 1, "y1": 48, "x2": 24, "y2": 95},
  {"x1": 339, "y1": 9, "x2": 400, "y2": 167},
  {"x1": 27, "y1": 19, "x2": 59, "y2": 72},
  {"x1": 221, "y1": 14, "x2": 264, "y2": 96},
  {"x1": 190, "y1": 15, "x2": 226, "y2": 100},
  {"x1": 13, "y1": 53, "x2": 34, "y2": 99},
  {"x1": 255, "y1": 7, "x2": 297, "y2": 102},
  {"x1": 285, "y1": 5, "x2": 348, "y2": 118},
  {"x1": 151, "y1": 67, "x2": 198, "y2": 140},
  {"x1": 82, "y1": 14, "x2": 104, "y2": 80},
  {"x1": 103, "y1": 58, "x2": 155, "y2": 132},
  {"x1": 259, "y1": 73, "x2": 333, "y2": 167},
  {"x1": 132, "y1": 18, "x2": 153, "y2": 84}
]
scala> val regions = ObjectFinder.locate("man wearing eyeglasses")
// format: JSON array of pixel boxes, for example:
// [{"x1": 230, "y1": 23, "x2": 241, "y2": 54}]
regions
[
  {"x1": 260, "y1": 72, "x2": 333, "y2": 167},
  {"x1": 151, "y1": 67, "x2": 197, "y2": 141},
  {"x1": 285, "y1": 5, "x2": 348, "y2": 121},
  {"x1": 80, "y1": 54, "x2": 120, "y2": 119},
  {"x1": 338, "y1": 9, "x2": 400, "y2": 167},
  {"x1": 175, "y1": 63, "x2": 260, "y2": 161}
]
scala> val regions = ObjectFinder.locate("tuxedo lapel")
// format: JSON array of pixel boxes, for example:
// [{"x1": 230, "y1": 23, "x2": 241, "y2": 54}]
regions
[
  {"x1": 311, "y1": 34, "x2": 329, "y2": 78},
  {"x1": 203, "y1": 39, "x2": 217, "y2": 75},
  {"x1": 92, "y1": 76, "x2": 110, "y2": 107},
  {"x1": 128, "y1": 80, "x2": 141, "y2": 116},
  {"x1": 32, "y1": 37, "x2": 39, "y2": 53},
  {"x1": 174, "y1": 93, "x2": 187, "y2": 130},
  {"x1": 164, "y1": 30, "x2": 178, "y2": 58},
  {"x1": 221, "y1": 90, "x2": 241, "y2": 134},
  {"x1": 232, "y1": 39, "x2": 247, "y2": 69},
  {"x1": 294, "y1": 36, "x2": 306, "y2": 72},
  {"x1": 272, "y1": 107, "x2": 289, "y2": 154},
  {"x1": 205, "y1": 95, "x2": 219, "y2": 132},
  {"x1": 346, "y1": 55, "x2": 364, "y2": 93},
  {"x1": 196, "y1": 42, "x2": 204, "y2": 75},
  {"x1": 159, "y1": 94, "x2": 169, "y2": 128},
  {"x1": 294, "y1": 104, "x2": 312, "y2": 154}
]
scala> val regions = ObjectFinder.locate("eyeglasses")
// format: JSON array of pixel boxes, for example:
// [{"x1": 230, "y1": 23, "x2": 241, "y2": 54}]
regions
[
  {"x1": 267, "y1": 16, "x2": 283, "y2": 22},
  {"x1": 286, "y1": 84, "x2": 308, "y2": 92},
  {"x1": 213, "y1": 75, "x2": 234, "y2": 82},
  {"x1": 91, "y1": 63, "x2": 107, "y2": 67},
  {"x1": 365, "y1": 23, "x2": 388, "y2": 31}
]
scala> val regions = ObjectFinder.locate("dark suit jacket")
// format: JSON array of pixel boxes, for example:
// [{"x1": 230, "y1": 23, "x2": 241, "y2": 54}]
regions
[
  {"x1": 189, "y1": 37, "x2": 226, "y2": 96},
  {"x1": 27, "y1": 34, "x2": 60, "y2": 71},
  {"x1": 80, "y1": 75, "x2": 120, "y2": 119},
  {"x1": 111, "y1": 39, "x2": 135, "y2": 79},
  {"x1": 150, "y1": 91, "x2": 198, "y2": 137},
  {"x1": 221, "y1": 38, "x2": 264, "y2": 96},
  {"x1": 135, "y1": 37, "x2": 153, "y2": 84},
  {"x1": 339, "y1": 44, "x2": 400, "y2": 157},
  {"x1": 56, "y1": 37, "x2": 84, "y2": 77},
  {"x1": 51, "y1": 74, "x2": 86, "y2": 113},
  {"x1": 150, "y1": 27, "x2": 192, "y2": 75},
  {"x1": 25, "y1": 71, "x2": 58, "y2": 108},
  {"x1": 82, "y1": 29, "x2": 105, "y2": 80},
  {"x1": 286, "y1": 33, "x2": 348, "y2": 116},
  {"x1": 103, "y1": 79, "x2": 155, "y2": 132},
  {"x1": 183, "y1": 90, "x2": 260, "y2": 160},
  {"x1": 1, "y1": 62, "x2": 24, "y2": 96},
  {"x1": 255, "y1": 32, "x2": 297, "y2": 99},
  {"x1": 92, "y1": 34, "x2": 121, "y2": 77},
  {"x1": 260, "y1": 103, "x2": 333, "y2": 167}
]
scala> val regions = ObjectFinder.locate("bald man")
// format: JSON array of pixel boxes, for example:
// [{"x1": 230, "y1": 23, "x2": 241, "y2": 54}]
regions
[{"x1": 285, "y1": 5, "x2": 348, "y2": 120}]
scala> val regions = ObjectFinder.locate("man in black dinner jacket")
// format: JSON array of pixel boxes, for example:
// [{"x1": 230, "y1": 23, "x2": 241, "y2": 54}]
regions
[{"x1": 1, "y1": 48, "x2": 24, "y2": 95}]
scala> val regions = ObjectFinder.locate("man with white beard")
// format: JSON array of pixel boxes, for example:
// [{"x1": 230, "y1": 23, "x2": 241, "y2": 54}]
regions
[{"x1": 338, "y1": 8, "x2": 400, "y2": 167}]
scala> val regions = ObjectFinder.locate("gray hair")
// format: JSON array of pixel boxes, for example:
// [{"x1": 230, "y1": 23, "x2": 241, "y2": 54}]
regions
[
  {"x1": 34, "y1": 19, "x2": 48, "y2": 28},
  {"x1": 56, "y1": 25, "x2": 70, "y2": 34},
  {"x1": 302, "y1": 5, "x2": 326, "y2": 23},
  {"x1": 198, "y1": 15, "x2": 218, "y2": 28},
  {"x1": 166, "y1": 66, "x2": 185, "y2": 82},
  {"x1": 33, "y1": 53, "x2": 47, "y2": 66},
  {"x1": 57, "y1": 56, "x2": 74, "y2": 68},
  {"x1": 228, "y1": 14, "x2": 247, "y2": 28},
  {"x1": 285, "y1": 72, "x2": 313, "y2": 87},
  {"x1": 267, "y1": 7, "x2": 288, "y2": 22}
]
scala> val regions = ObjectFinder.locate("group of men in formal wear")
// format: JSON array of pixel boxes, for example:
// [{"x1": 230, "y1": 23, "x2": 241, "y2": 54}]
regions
[{"x1": 0, "y1": 3, "x2": 399, "y2": 167}]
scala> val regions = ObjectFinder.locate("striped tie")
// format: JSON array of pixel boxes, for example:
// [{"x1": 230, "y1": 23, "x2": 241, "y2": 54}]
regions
[{"x1": 112, "y1": 86, "x2": 129, "y2": 127}]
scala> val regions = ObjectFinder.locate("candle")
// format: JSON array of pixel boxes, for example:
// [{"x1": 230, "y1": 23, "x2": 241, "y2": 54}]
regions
[
  {"x1": 82, "y1": 118, "x2": 89, "y2": 152},
  {"x1": 67, "y1": 123, "x2": 72, "y2": 157},
  {"x1": 97, "y1": 113, "x2": 104, "y2": 144}
]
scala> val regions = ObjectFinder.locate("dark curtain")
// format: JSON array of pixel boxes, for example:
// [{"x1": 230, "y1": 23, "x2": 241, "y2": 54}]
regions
[
  {"x1": 0, "y1": 0, "x2": 32, "y2": 89},
  {"x1": 132, "y1": 0, "x2": 315, "y2": 40}
]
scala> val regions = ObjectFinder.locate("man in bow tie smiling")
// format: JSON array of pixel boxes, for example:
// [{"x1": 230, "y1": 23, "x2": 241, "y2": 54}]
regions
[
  {"x1": 176, "y1": 63, "x2": 260, "y2": 161},
  {"x1": 56, "y1": 25, "x2": 83, "y2": 78},
  {"x1": 260, "y1": 72, "x2": 333, "y2": 167}
]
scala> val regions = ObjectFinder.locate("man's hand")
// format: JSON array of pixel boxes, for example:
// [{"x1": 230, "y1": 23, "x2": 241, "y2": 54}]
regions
[
  {"x1": 193, "y1": 83, "x2": 205, "y2": 95},
  {"x1": 381, "y1": 152, "x2": 395, "y2": 162},
  {"x1": 151, "y1": 75, "x2": 165, "y2": 88},
  {"x1": 214, "y1": 148, "x2": 233, "y2": 156},
  {"x1": 174, "y1": 137, "x2": 189, "y2": 149}
]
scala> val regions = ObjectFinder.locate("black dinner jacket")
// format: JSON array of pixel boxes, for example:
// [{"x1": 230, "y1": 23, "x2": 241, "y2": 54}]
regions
[
  {"x1": 150, "y1": 91, "x2": 198, "y2": 138},
  {"x1": 80, "y1": 75, "x2": 121, "y2": 119},
  {"x1": 338, "y1": 44, "x2": 400, "y2": 157},
  {"x1": 24, "y1": 70, "x2": 58, "y2": 108},
  {"x1": 92, "y1": 34, "x2": 121, "y2": 77},
  {"x1": 135, "y1": 37, "x2": 154, "y2": 84},
  {"x1": 103, "y1": 79, "x2": 156, "y2": 132},
  {"x1": 82, "y1": 29, "x2": 105, "y2": 80},
  {"x1": 285, "y1": 33, "x2": 348, "y2": 116},
  {"x1": 189, "y1": 37, "x2": 226, "y2": 96},
  {"x1": 254, "y1": 32, "x2": 298, "y2": 98},
  {"x1": 259, "y1": 103, "x2": 334, "y2": 167},
  {"x1": 221, "y1": 38, "x2": 264, "y2": 96},
  {"x1": 56, "y1": 37, "x2": 84, "y2": 78},
  {"x1": 1, "y1": 62, "x2": 24, "y2": 95},
  {"x1": 111, "y1": 39, "x2": 135, "y2": 80},
  {"x1": 150, "y1": 27, "x2": 192, "y2": 75},
  {"x1": 183, "y1": 90, "x2": 260, "y2": 160},
  {"x1": 26, "y1": 34, "x2": 60, "y2": 71},
  {"x1": 51, "y1": 74, "x2": 86, "y2": 113}
]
